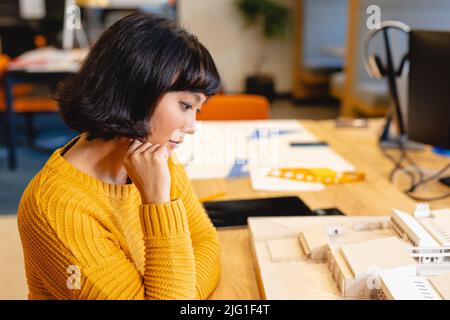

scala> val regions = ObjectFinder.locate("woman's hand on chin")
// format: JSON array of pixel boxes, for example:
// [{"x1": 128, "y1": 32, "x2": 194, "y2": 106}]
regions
[{"x1": 124, "y1": 139, "x2": 171, "y2": 204}]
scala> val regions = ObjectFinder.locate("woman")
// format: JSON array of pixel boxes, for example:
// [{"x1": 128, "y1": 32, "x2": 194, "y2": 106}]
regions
[{"x1": 17, "y1": 13, "x2": 222, "y2": 300}]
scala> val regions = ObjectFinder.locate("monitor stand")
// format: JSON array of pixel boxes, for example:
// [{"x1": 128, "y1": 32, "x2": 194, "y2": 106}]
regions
[
  {"x1": 380, "y1": 135, "x2": 425, "y2": 150},
  {"x1": 379, "y1": 117, "x2": 424, "y2": 150}
]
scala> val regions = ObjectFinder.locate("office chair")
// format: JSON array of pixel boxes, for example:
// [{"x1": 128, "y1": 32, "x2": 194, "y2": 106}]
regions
[
  {"x1": 196, "y1": 94, "x2": 270, "y2": 121},
  {"x1": 0, "y1": 53, "x2": 59, "y2": 146}
]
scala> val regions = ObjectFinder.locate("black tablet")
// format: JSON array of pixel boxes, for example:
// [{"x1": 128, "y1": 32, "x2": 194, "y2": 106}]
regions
[{"x1": 203, "y1": 196, "x2": 313, "y2": 228}]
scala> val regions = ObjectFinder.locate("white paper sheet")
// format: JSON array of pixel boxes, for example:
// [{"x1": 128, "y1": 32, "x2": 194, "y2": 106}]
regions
[
  {"x1": 175, "y1": 120, "x2": 317, "y2": 180},
  {"x1": 175, "y1": 120, "x2": 356, "y2": 188},
  {"x1": 249, "y1": 145, "x2": 356, "y2": 192}
]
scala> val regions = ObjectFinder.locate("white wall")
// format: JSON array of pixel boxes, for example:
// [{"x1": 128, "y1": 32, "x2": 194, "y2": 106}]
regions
[{"x1": 178, "y1": 0, "x2": 294, "y2": 93}]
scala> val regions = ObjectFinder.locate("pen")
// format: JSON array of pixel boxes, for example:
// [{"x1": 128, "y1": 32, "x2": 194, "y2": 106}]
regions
[
  {"x1": 290, "y1": 141, "x2": 328, "y2": 147},
  {"x1": 199, "y1": 191, "x2": 227, "y2": 203}
]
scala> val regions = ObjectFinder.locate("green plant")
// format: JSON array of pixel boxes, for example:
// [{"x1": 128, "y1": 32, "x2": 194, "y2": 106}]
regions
[
  {"x1": 234, "y1": 0, "x2": 290, "y2": 78},
  {"x1": 234, "y1": 0, "x2": 290, "y2": 40}
]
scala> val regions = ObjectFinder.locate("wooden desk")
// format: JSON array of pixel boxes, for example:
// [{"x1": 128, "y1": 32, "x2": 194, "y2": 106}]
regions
[
  {"x1": 1, "y1": 120, "x2": 447, "y2": 300},
  {"x1": 0, "y1": 214, "x2": 28, "y2": 300},
  {"x1": 196, "y1": 119, "x2": 450, "y2": 300}
]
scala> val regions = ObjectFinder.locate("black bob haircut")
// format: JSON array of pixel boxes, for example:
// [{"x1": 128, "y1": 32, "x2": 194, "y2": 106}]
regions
[{"x1": 57, "y1": 12, "x2": 221, "y2": 141}]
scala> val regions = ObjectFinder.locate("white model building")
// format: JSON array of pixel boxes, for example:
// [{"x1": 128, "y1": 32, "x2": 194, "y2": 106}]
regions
[
  {"x1": 327, "y1": 236, "x2": 416, "y2": 298},
  {"x1": 390, "y1": 209, "x2": 439, "y2": 247},
  {"x1": 310, "y1": 208, "x2": 450, "y2": 299},
  {"x1": 248, "y1": 207, "x2": 450, "y2": 300},
  {"x1": 379, "y1": 269, "x2": 450, "y2": 300}
]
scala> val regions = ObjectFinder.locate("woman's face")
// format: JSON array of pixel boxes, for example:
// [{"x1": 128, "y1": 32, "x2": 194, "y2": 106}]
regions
[{"x1": 147, "y1": 91, "x2": 207, "y2": 152}]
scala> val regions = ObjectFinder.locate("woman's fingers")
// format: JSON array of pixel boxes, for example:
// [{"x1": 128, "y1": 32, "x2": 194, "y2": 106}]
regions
[
  {"x1": 127, "y1": 140, "x2": 168, "y2": 161},
  {"x1": 124, "y1": 140, "x2": 171, "y2": 204},
  {"x1": 133, "y1": 142, "x2": 153, "y2": 154},
  {"x1": 127, "y1": 139, "x2": 143, "y2": 156},
  {"x1": 140, "y1": 143, "x2": 160, "y2": 154}
]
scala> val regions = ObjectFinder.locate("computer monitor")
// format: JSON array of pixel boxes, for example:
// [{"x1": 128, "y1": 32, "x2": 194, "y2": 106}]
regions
[{"x1": 408, "y1": 30, "x2": 450, "y2": 150}]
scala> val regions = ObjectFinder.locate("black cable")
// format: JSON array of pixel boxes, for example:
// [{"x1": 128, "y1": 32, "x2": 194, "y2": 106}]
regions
[
  {"x1": 380, "y1": 145, "x2": 416, "y2": 187},
  {"x1": 406, "y1": 192, "x2": 450, "y2": 202},
  {"x1": 378, "y1": 128, "x2": 426, "y2": 187},
  {"x1": 380, "y1": 143, "x2": 450, "y2": 201},
  {"x1": 397, "y1": 142, "x2": 425, "y2": 191},
  {"x1": 408, "y1": 162, "x2": 450, "y2": 192},
  {"x1": 405, "y1": 162, "x2": 450, "y2": 202}
]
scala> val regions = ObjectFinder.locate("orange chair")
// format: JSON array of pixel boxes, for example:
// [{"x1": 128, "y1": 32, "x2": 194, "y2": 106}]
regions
[
  {"x1": 0, "y1": 33, "x2": 49, "y2": 102},
  {"x1": 196, "y1": 94, "x2": 270, "y2": 120},
  {"x1": 0, "y1": 54, "x2": 34, "y2": 102},
  {"x1": 0, "y1": 54, "x2": 58, "y2": 145}
]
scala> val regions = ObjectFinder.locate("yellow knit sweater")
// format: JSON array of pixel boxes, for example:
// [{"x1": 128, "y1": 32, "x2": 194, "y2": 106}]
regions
[{"x1": 17, "y1": 137, "x2": 221, "y2": 300}]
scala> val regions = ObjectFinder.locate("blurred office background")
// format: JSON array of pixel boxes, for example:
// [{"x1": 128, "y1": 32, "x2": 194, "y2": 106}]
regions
[{"x1": 1, "y1": 0, "x2": 450, "y2": 213}]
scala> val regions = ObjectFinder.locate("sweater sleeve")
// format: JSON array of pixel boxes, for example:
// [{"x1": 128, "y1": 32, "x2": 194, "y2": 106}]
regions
[
  {"x1": 18, "y1": 190, "x2": 198, "y2": 299},
  {"x1": 171, "y1": 164, "x2": 222, "y2": 299},
  {"x1": 18, "y1": 157, "x2": 221, "y2": 300}
]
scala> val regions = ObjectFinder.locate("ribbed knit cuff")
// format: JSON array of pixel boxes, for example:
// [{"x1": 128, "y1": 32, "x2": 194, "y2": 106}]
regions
[{"x1": 139, "y1": 199, "x2": 189, "y2": 237}]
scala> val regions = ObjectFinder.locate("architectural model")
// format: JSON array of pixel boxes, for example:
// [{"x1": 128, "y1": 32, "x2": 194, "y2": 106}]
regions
[{"x1": 248, "y1": 207, "x2": 450, "y2": 300}]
